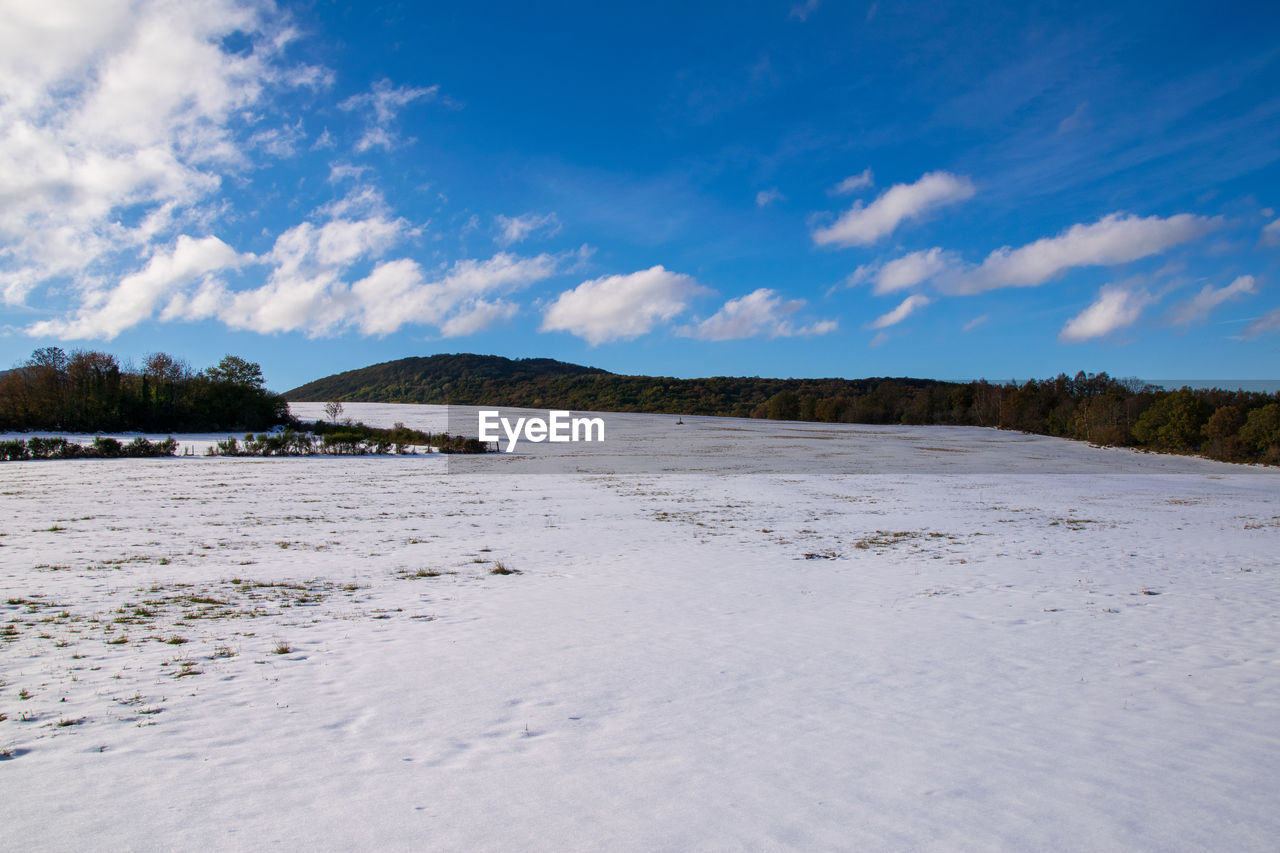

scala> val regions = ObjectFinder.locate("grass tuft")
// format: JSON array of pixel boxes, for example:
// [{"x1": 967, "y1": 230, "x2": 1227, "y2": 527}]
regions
[{"x1": 398, "y1": 568, "x2": 442, "y2": 579}]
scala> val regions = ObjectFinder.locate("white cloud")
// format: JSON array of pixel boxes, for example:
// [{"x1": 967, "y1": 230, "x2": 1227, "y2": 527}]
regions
[
  {"x1": 0, "y1": 2, "x2": 555, "y2": 345},
  {"x1": 0, "y1": 0, "x2": 313, "y2": 306},
  {"x1": 1245, "y1": 307, "x2": 1280, "y2": 337},
  {"x1": 679, "y1": 288, "x2": 836, "y2": 340},
  {"x1": 25, "y1": 235, "x2": 247, "y2": 340},
  {"x1": 957, "y1": 213, "x2": 1221, "y2": 293},
  {"x1": 438, "y1": 252, "x2": 560, "y2": 302},
  {"x1": 159, "y1": 277, "x2": 227, "y2": 324},
  {"x1": 755, "y1": 188, "x2": 784, "y2": 208},
  {"x1": 1059, "y1": 285, "x2": 1153, "y2": 342},
  {"x1": 494, "y1": 212, "x2": 561, "y2": 246},
  {"x1": 345, "y1": 259, "x2": 431, "y2": 335},
  {"x1": 26, "y1": 181, "x2": 560, "y2": 340},
  {"x1": 871, "y1": 294, "x2": 931, "y2": 329},
  {"x1": 872, "y1": 248, "x2": 958, "y2": 294},
  {"x1": 277, "y1": 215, "x2": 407, "y2": 274},
  {"x1": 213, "y1": 214, "x2": 407, "y2": 336},
  {"x1": 813, "y1": 171, "x2": 975, "y2": 247},
  {"x1": 221, "y1": 230, "x2": 557, "y2": 338},
  {"x1": 1260, "y1": 219, "x2": 1280, "y2": 247},
  {"x1": 438, "y1": 299, "x2": 519, "y2": 338},
  {"x1": 1168, "y1": 275, "x2": 1257, "y2": 326},
  {"x1": 829, "y1": 169, "x2": 873, "y2": 195},
  {"x1": 339, "y1": 78, "x2": 439, "y2": 152},
  {"x1": 541, "y1": 266, "x2": 706, "y2": 345},
  {"x1": 962, "y1": 314, "x2": 988, "y2": 332}
]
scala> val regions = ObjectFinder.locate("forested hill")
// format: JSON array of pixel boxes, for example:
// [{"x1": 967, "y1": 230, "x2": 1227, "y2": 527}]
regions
[
  {"x1": 283, "y1": 353, "x2": 943, "y2": 419},
  {"x1": 287, "y1": 353, "x2": 1280, "y2": 464}
]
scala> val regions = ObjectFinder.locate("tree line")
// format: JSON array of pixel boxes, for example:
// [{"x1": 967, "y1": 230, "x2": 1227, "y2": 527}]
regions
[
  {"x1": 7, "y1": 349, "x2": 1276, "y2": 465},
  {"x1": 0, "y1": 347, "x2": 289, "y2": 433},
  {"x1": 753, "y1": 374, "x2": 1280, "y2": 465},
  {"x1": 286, "y1": 354, "x2": 1280, "y2": 465}
]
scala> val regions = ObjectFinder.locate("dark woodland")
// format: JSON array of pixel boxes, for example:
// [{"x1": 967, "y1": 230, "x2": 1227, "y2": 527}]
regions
[{"x1": 0, "y1": 348, "x2": 289, "y2": 433}]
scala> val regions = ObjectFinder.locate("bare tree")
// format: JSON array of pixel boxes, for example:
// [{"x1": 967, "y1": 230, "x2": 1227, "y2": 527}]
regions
[{"x1": 323, "y1": 400, "x2": 344, "y2": 422}]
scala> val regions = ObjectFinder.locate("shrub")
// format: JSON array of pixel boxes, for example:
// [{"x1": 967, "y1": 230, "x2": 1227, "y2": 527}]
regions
[
  {"x1": 123, "y1": 437, "x2": 178, "y2": 458},
  {"x1": 0, "y1": 440, "x2": 29, "y2": 461},
  {"x1": 26, "y1": 437, "x2": 80, "y2": 459},
  {"x1": 91, "y1": 436, "x2": 123, "y2": 458},
  {"x1": 209, "y1": 436, "x2": 242, "y2": 456},
  {"x1": 321, "y1": 431, "x2": 365, "y2": 455},
  {"x1": 437, "y1": 435, "x2": 489, "y2": 454}
]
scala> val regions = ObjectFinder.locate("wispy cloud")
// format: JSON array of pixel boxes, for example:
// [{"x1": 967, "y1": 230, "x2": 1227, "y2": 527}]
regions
[
  {"x1": 680, "y1": 288, "x2": 836, "y2": 340},
  {"x1": 248, "y1": 119, "x2": 307, "y2": 158},
  {"x1": 339, "y1": 78, "x2": 440, "y2": 152},
  {"x1": 1244, "y1": 307, "x2": 1280, "y2": 338},
  {"x1": 813, "y1": 171, "x2": 975, "y2": 247},
  {"x1": 871, "y1": 294, "x2": 931, "y2": 329},
  {"x1": 828, "y1": 169, "x2": 873, "y2": 196},
  {"x1": 1057, "y1": 101, "x2": 1090, "y2": 134},
  {"x1": 1168, "y1": 275, "x2": 1257, "y2": 326},
  {"x1": 789, "y1": 0, "x2": 822, "y2": 22},
  {"x1": 755, "y1": 188, "x2": 785, "y2": 208},
  {"x1": 494, "y1": 212, "x2": 561, "y2": 246},
  {"x1": 1260, "y1": 219, "x2": 1280, "y2": 247},
  {"x1": 954, "y1": 212, "x2": 1221, "y2": 293}
]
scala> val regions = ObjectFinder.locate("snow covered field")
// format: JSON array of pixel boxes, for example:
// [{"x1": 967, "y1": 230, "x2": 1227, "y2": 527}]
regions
[{"x1": 2, "y1": 403, "x2": 1278, "y2": 851}]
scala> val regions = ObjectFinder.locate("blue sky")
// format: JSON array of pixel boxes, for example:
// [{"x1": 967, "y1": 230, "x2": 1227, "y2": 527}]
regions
[{"x1": 2, "y1": 0, "x2": 1279, "y2": 390}]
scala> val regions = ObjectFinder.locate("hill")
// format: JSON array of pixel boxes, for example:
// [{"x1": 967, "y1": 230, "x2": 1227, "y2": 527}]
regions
[
  {"x1": 283, "y1": 353, "x2": 944, "y2": 419},
  {"x1": 286, "y1": 353, "x2": 1280, "y2": 463}
]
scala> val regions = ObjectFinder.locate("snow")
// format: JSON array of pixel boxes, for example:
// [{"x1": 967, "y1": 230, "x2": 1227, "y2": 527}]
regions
[{"x1": 2, "y1": 402, "x2": 1278, "y2": 850}]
